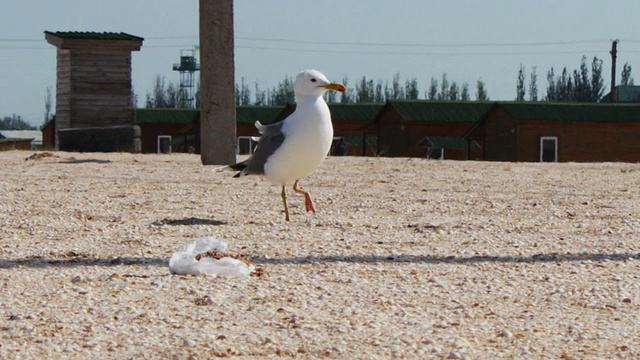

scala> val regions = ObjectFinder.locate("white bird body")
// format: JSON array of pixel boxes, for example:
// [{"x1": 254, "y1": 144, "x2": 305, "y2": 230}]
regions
[
  {"x1": 264, "y1": 94, "x2": 333, "y2": 185},
  {"x1": 232, "y1": 69, "x2": 346, "y2": 221}
]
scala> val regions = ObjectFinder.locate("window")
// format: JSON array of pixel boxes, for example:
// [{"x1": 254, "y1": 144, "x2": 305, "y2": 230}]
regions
[
  {"x1": 237, "y1": 136, "x2": 258, "y2": 155},
  {"x1": 428, "y1": 148, "x2": 444, "y2": 160},
  {"x1": 157, "y1": 135, "x2": 172, "y2": 154},
  {"x1": 329, "y1": 137, "x2": 348, "y2": 156},
  {"x1": 540, "y1": 136, "x2": 557, "y2": 162}
]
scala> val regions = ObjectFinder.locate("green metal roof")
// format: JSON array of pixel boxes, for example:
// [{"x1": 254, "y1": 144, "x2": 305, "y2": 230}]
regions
[
  {"x1": 44, "y1": 31, "x2": 144, "y2": 41},
  {"x1": 236, "y1": 104, "x2": 383, "y2": 123},
  {"x1": 236, "y1": 106, "x2": 292, "y2": 124},
  {"x1": 133, "y1": 106, "x2": 292, "y2": 125},
  {"x1": 328, "y1": 103, "x2": 383, "y2": 121},
  {"x1": 134, "y1": 109, "x2": 199, "y2": 124},
  {"x1": 0, "y1": 138, "x2": 31, "y2": 143},
  {"x1": 386, "y1": 100, "x2": 494, "y2": 122},
  {"x1": 498, "y1": 102, "x2": 640, "y2": 122},
  {"x1": 286, "y1": 103, "x2": 382, "y2": 122}
]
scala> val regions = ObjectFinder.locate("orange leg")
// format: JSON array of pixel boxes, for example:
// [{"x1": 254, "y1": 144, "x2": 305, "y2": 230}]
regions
[
  {"x1": 293, "y1": 180, "x2": 315, "y2": 213},
  {"x1": 281, "y1": 185, "x2": 290, "y2": 221}
]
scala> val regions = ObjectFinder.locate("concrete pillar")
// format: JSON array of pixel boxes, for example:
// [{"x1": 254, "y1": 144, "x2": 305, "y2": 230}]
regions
[{"x1": 199, "y1": 0, "x2": 236, "y2": 165}]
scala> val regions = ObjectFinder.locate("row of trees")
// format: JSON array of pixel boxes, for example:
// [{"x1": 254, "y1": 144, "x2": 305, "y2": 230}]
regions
[
  {"x1": 148, "y1": 72, "x2": 490, "y2": 108},
  {"x1": 234, "y1": 72, "x2": 489, "y2": 106},
  {"x1": 145, "y1": 75, "x2": 198, "y2": 109},
  {"x1": 516, "y1": 57, "x2": 633, "y2": 102},
  {"x1": 144, "y1": 55, "x2": 633, "y2": 109},
  {"x1": 0, "y1": 115, "x2": 36, "y2": 130}
]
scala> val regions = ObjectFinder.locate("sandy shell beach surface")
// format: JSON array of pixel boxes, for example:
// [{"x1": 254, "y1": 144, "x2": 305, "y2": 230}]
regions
[{"x1": 1, "y1": 150, "x2": 640, "y2": 359}]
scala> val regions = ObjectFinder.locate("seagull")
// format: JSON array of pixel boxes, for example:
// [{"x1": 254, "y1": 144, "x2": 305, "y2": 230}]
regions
[{"x1": 232, "y1": 69, "x2": 346, "y2": 221}]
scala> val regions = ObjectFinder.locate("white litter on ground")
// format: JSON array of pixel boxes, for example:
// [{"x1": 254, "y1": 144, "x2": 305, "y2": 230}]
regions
[{"x1": 169, "y1": 237, "x2": 254, "y2": 277}]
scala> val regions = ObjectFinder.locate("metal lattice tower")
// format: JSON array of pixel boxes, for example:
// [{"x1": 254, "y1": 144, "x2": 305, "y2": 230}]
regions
[{"x1": 172, "y1": 49, "x2": 200, "y2": 108}]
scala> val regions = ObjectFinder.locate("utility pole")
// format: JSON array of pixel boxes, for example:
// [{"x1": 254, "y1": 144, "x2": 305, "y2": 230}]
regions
[
  {"x1": 610, "y1": 39, "x2": 619, "y2": 103},
  {"x1": 199, "y1": 0, "x2": 236, "y2": 165}
]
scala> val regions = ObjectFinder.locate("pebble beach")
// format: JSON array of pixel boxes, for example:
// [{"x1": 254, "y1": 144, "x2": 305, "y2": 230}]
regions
[{"x1": 1, "y1": 150, "x2": 640, "y2": 359}]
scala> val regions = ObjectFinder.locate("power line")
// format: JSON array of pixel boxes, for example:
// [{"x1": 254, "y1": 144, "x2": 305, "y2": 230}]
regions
[
  {"x1": 237, "y1": 37, "x2": 612, "y2": 48},
  {"x1": 2, "y1": 36, "x2": 640, "y2": 57},
  {"x1": 145, "y1": 35, "x2": 198, "y2": 40},
  {"x1": 145, "y1": 35, "x2": 614, "y2": 48},
  {"x1": 0, "y1": 46, "x2": 49, "y2": 50},
  {"x1": 235, "y1": 45, "x2": 608, "y2": 57},
  {"x1": 146, "y1": 35, "x2": 614, "y2": 48},
  {"x1": 0, "y1": 35, "x2": 626, "y2": 47},
  {"x1": 0, "y1": 38, "x2": 42, "y2": 42},
  {"x1": 0, "y1": 43, "x2": 620, "y2": 56}
]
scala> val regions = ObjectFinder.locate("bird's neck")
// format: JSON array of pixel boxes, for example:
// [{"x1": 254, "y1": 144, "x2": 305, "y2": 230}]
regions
[{"x1": 296, "y1": 94, "x2": 326, "y2": 107}]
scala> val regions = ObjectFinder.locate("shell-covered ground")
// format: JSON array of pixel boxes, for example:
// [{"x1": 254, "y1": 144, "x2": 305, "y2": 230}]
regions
[{"x1": 1, "y1": 150, "x2": 640, "y2": 359}]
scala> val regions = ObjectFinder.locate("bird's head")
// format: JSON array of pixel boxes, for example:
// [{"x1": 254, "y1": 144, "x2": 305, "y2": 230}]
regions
[{"x1": 295, "y1": 69, "x2": 346, "y2": 97}]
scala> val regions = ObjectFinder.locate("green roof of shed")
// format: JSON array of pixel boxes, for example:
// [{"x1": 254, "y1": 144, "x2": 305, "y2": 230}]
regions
[
  {"x1": 133, "y1": 106, "x2": 292, "y2": 125},
  {"x1": 286, "y1": 103, "x2": 382, "y2": 122},
  {"x1": 384, "y1": 100, "x2": 494, "y2": 122},
  {"x1": 0, "y1": 138, "x2": 31, "y2": 143},
  {"x1": 497, "y1": 102, "x2": 640, "y2": 122},
  {"x1": 236, "y1": 106, "x2": 292, "y2": 124},
  {"x1": 328, "y1": 103, "x2": 383, "y2": 121},
  {"x1": 44, "y1": 31, "x2": 144, "y2": 41}
]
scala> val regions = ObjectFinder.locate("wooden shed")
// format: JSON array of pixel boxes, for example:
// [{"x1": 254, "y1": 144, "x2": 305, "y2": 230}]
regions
[
  {"x1": 0, "y1": 137, "x2": 33, "y2": 150},
  {"x1": 133, "y1": 109, "x2": 200, "y2": 153},
  {"x1": 44, "y1": 31, "x2": 143, "y2": 132},
  {"x1": 373, "y1": 100, "x2": 493, "y2": 159},
  {"x1": 130, "y1": 104, "x2": 382, "y2": 156},
  {"x1": 327, "y1": 104, "x2": 382, "y2": 156},
  {"x1": 132, "y1": 106, "x2": 293, "y2": 154},
  {"x1": 465, "y1": 102, "x2": 640, "y2": 162}
]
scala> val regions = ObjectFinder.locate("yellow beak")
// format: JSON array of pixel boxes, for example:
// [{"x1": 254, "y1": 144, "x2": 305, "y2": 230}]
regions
[{"x1": 321, "y1": 82, "x2": 347, "y2": 92}]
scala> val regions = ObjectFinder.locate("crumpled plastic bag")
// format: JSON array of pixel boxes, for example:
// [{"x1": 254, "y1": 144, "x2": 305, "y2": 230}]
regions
[{"x1": 169, "y1": 237, "x2": 254, "y2": 278}]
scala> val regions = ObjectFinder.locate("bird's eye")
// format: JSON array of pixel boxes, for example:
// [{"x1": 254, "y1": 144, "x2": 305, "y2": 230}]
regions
[{"x1": 310, "y1": 78, "x2": 317, "y2": 82}]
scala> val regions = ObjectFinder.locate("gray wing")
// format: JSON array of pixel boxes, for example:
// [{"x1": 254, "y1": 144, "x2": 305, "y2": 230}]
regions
[{"x1": 236, "y1": 120, "x2": 285, "y2": 176}]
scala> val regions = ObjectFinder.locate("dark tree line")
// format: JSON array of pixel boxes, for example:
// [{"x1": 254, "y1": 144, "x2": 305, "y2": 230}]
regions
[
  {"x1": 146, "y1": 72, "x2": 489, "y2": 108},
  {"x1": 621, "y1": 62, "x2": 634, "y2": 86},
  {"x1": 516, "y1": 56, "x2": 634, "y2": 102},
  {"x1": 231, "y1": 72, "x2": 489, "y2": 106},
  {"x1": 545, "y1": 56, "x2": 605, "y2": 102},
  {"x1": 145, "y1": 75, "x2": 197, "y2": 109},
  {"x1": 145, "y1": 57, "x2": 636, "y2": 108},
  {"x1": 0, "y1": 115, "x2": 36, "y2": 130}
]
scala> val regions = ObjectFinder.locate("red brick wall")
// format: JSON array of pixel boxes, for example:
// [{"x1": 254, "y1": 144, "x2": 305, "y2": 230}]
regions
[
  {"x1": 0, "y1": 139, "x2": 32, "y2": 150},
  {"x1": 138, "y1": 123, "x2": 188, "y2": 153},
  {"x1": 517, "y1": 122, "x2": 640, "y2": 162}
]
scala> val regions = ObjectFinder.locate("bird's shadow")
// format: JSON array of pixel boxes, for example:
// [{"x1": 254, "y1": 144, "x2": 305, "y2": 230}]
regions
[
  {"x1": 1, "y1": 251, "x2": 635, "y2": 269},
  {"x1": 252, "y1": 252, "x2": 640, "y2": 265},
  {"x1": 58, "y1": 158, "x2": 112, "y2": 164},
  {"x1": 151, "y1": 217, "x2": 227, "y2": 226},
  {"x1": 0, "y1": 256, "x2": 167, "y2": 269}
]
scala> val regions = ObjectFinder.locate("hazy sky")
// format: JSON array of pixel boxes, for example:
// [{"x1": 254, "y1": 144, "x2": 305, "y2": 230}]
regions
[{"x1": 2, "y1": 1, "x2": 640, "y2": 126}]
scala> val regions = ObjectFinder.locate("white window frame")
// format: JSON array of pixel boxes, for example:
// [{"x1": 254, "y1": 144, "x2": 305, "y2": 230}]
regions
[
  {"x1": 157, "y1": 135, "x2": 172, "y2": 154},
  {"x1": 539, "y1": 136, "x2": 558, "y2": 162},
  {"x1": 237, "y1": 136, "x2": 258, "y2": 155},
  {"x1": 428, "y1": 147, "x2": 444, "y2": 160},
  {"x1": 328, "y1": 136, "x2": 342, "y2": 156}
]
